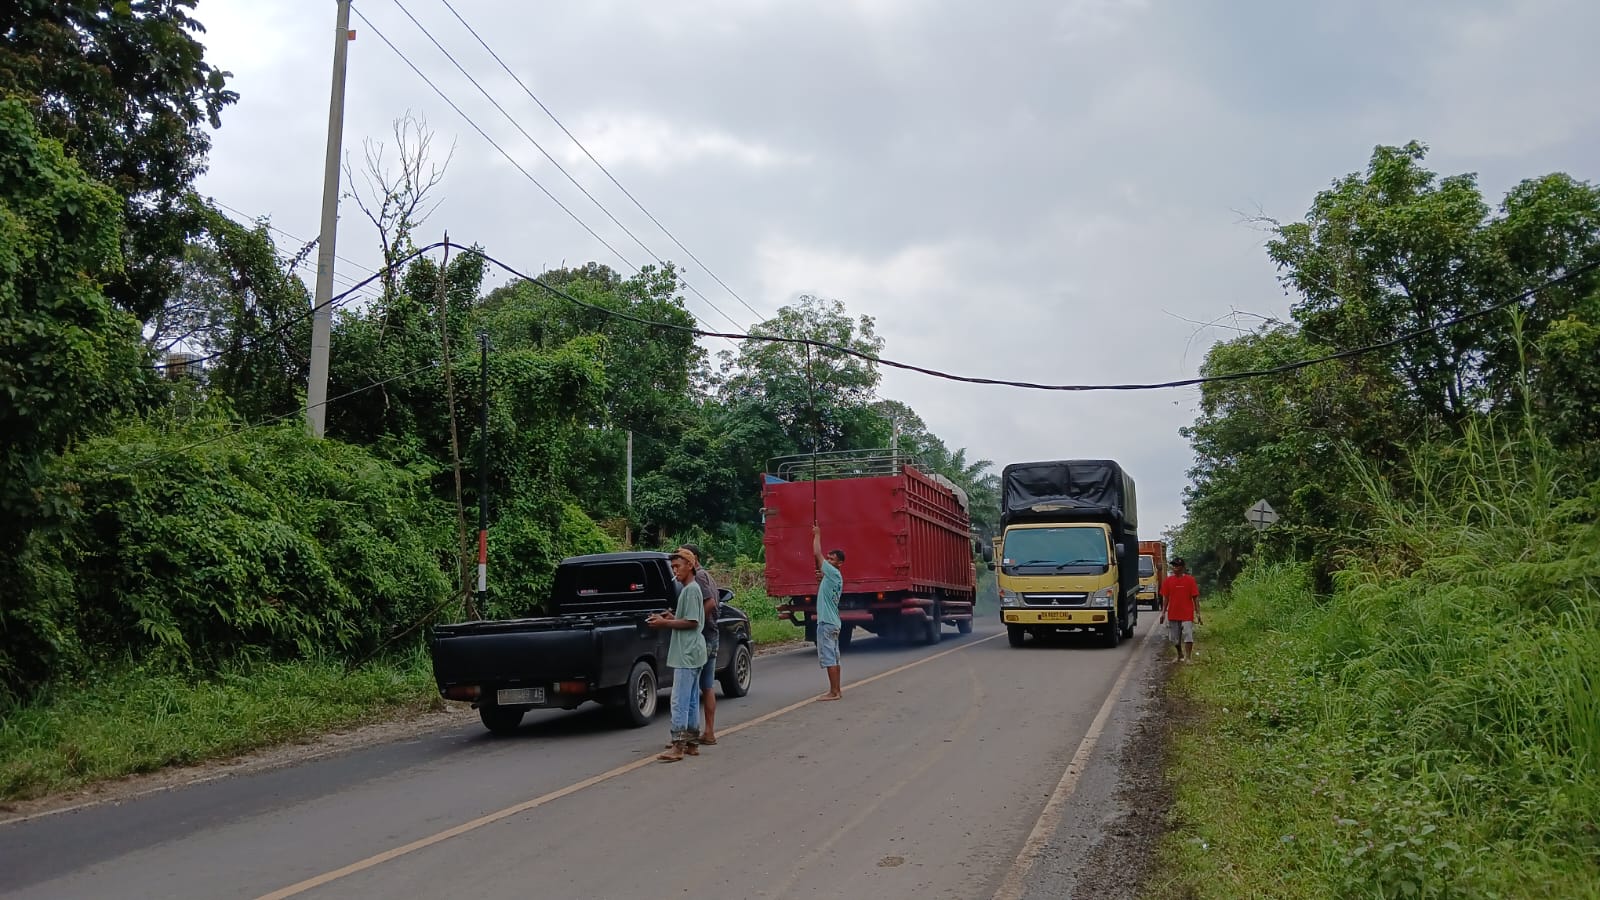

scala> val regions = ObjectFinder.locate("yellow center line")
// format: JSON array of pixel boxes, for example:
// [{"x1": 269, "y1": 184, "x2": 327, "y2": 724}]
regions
[{"x1": 256, "y1": 632, "x2": 1005, "y2": 900}]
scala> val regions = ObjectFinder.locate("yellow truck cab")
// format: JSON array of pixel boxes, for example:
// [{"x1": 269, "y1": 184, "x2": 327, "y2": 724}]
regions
[
  {"x1": 1138, "y1": 554, "x2": 1159, "y2": 605},
  {"x1": 993, "y1": 460, "x2": 1139, "y2": 648}
]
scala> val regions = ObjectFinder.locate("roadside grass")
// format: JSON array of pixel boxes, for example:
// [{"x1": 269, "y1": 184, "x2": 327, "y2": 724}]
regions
[
  {"x1": 0, "y1": 648, "x2": 437, "y2": 804},
  {"x1": 2, "y1": 580, "x2": 802, "y2": 804},
  {"x1": 1152, "y1": 423, "x2": 1600, "y2": 899},
  {"x1": 731, "y1": 587, "x2": 800, "y2": 646}
]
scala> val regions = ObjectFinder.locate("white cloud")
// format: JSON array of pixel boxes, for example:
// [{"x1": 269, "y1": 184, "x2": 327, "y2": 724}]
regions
[{"x1": 555, "y1": 113, "x2": 812, "y2": 172}]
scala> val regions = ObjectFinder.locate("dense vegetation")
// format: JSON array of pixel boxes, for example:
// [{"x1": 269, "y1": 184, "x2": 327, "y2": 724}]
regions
[
  {"x1": 0, "y1": 2, "x2": 997, "y2": 718},
  {"x1": 1163, "y1": 144, "x2": 1600, "y2": 895}
]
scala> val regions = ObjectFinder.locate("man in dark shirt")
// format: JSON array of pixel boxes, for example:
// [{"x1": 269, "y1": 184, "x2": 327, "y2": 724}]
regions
[{"x1": 679, "y1": 543, "x2": 722, "y2": 745}]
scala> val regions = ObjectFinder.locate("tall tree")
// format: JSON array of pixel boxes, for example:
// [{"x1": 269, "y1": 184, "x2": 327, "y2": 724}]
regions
[{"x1": 0, "y1": 0, "x2": 238, "y2": 322}]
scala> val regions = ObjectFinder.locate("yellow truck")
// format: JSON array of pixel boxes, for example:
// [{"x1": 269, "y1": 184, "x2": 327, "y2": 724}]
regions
[{"x1": 992, "y1": 460, "x2": 1140, "y2": 648}]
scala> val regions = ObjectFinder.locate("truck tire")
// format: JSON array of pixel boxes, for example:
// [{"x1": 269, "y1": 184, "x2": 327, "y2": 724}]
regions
[
  {"x1": 922, "y1": 614, "x2": 941, "y2": 645},
  {"x1": 1101, "y1": 618, "x2": 1121, "y2": 648},
  {"x1": 956, "y1": 617, "x2": 973, "y2": 635},
  {"x1": 839, "y1": 625, "x2": 854, "y2": 651},
  {"x1": 620, "y1": 661, "x2": 658, "y2": 728},
  {"x1": 1121, "y1": 606, "x2": 1137, "y2": 639},
  {"x1": 804, "y1": 622, "x2": 817, "y2": 644},
  {"x1": 1007, "y1": 625, "x2": 1026, "y2": 647},
  {"x1": 478, "y1": 702, "x2": 525, "y2": 736},
  {"x1": 719, "y1": 642, "x2": 753, "y2": 698}
]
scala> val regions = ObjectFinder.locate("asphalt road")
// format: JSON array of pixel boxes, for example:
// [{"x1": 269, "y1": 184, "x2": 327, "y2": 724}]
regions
[{"x1": 0, "y1": 619, "x2": 1161, "y2": 900}]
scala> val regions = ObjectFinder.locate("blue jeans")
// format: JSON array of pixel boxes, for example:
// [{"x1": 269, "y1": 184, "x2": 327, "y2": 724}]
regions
[{"x1": 670, "y1": 667, "x2": 701, "y2": 743}]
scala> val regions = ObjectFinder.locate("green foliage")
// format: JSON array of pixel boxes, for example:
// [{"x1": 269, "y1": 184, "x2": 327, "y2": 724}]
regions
[
  {"x1": 1180, "y1": 143, "x2": 1600, "y2": 590},
  {"x1": 0, "y1": 420, "x2": 453, "y2": 698},
  {"x1": 0, "y1": 0, "x2": 238, "y2": 321},
  {"x1": 0, "y1": 98, "x2": 154, "y2": 568},
  {"x1": 1157, "y1": 424, "x2": 1600, "y2": 898}
]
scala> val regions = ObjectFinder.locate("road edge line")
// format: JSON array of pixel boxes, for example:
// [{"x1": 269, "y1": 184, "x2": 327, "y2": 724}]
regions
[{"x1": 990, "y1": 621, "x2": 1156, "y2": 900}]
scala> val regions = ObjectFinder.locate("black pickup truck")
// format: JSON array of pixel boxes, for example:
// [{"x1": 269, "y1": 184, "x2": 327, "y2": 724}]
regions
[{"x1": 430, "y1": 551, "x2": 755, "y2": 735}]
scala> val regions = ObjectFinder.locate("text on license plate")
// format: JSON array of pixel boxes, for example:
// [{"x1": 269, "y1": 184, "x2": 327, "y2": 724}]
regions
[
  {"x1": 1039, "y1": 611, "x2": 1071, "y2": 621},
  {"x1": 497, "y1": 687, "x2": 544, "y2": 705}
]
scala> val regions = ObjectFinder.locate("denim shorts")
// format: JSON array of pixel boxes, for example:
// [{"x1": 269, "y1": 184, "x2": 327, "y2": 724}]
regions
[
  {"x1": 816, "y1": 622, "x2": 840, "y2": 668},
  {"x1": 698, "y1": 636, "x2": 720, "y2": 691}
]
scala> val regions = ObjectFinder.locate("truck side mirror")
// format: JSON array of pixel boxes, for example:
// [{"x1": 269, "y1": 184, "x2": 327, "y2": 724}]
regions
[
  {"x1": 979, "y1": 544, "x2": 993, "y2": 564},
  {"x1": 986, "y1": 560, "x2": 996, "y2": 571}
]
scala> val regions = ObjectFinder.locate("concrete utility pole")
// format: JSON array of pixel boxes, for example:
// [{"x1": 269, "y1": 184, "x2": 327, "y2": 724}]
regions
[{"x1": 305, "y1": 0, "x2": 353, "y2": 437}]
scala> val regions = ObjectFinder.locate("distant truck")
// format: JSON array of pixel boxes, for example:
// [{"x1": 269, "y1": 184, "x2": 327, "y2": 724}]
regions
[
  {"x1": 1137, "y1": 540, "x2": 1167, "y2": 610},
  {"x1": 430, "y1": 552, "x2": 755, "y2": 734},
  {"x1": 763, "y1": 450, "x2": 977, "y2": 648},
  {"x1": 993, "y1": 459, "x2": 1140, "y2": 648}
]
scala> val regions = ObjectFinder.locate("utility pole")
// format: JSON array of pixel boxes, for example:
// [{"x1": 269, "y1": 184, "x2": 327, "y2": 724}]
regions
[
  {"x1": 305, "y1": 0, "x2": 353, "y2": 437},
  {"x1": 476, "y1": 332, "x2": 491, "y2": 609}
]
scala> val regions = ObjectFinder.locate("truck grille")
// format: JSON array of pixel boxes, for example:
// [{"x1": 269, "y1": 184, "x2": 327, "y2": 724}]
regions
[{"x1": 1022, "y1": 593, "x2": 1088, "y2": 607}]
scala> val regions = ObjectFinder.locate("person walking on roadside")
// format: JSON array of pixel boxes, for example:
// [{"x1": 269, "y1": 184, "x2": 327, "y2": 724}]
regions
[
  {"x1": 678, "y1": 543, "x2": 721, "y2": 746},
  {"x1": 812, "y1": 524, "x2": 844, "y2": 701},
  {"x1": 1158, "y1": 557, "x2": 1202, "y2": 662},
  {"x1": 647, "y1": 550, "x2": 707, "y2": 761}
]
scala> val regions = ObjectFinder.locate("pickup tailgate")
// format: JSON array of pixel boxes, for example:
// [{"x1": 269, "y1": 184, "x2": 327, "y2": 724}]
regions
[{"x1": 431, "y1": 618, "x2": 597, "y2": 686}]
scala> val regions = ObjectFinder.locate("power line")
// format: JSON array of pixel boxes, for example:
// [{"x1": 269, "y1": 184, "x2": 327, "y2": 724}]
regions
[
  {"x1": 439, "y1": 0, "x2": 771, "y2": 326},
  {"x1": 128, "y1": 355, "x2": 453, "y2": 469},
  {"x1": 350, "y1": 8, "x2": 640, "y2": 279},
  {"x1": 388, "y1": 0, "x2": 751, "y2": 336},
  {"x1": 150, "y1": 241, "x2": 446, "y2": 369},
  {"x1": 452, "y1": 242, "x2": 1600, "y2": 392},
  {"x1": 210, "y1": 199, "x2": 381, "y2": 282}
]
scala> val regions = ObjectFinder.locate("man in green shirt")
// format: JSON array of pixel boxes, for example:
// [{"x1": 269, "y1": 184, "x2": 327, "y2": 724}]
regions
[
  {"x1": 647, "y1": 550, "x2": 707, "y2": 762},
  {"x1": 812, "y1": 524, "x2": 845, "y2": 701}
]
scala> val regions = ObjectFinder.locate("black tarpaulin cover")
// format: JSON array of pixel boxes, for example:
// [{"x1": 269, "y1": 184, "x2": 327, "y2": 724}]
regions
[{"x1": 1000, "y1": 459, "x2": 1136, "y2": 529}]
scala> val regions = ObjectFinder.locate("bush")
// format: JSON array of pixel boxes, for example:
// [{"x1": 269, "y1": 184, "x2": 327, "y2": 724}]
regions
[{"x1": 0, "y1": 421, "x2": 453, "y2": 701}]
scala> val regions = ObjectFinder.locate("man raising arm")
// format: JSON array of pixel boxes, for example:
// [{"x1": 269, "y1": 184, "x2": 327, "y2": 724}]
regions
[{"x1": 812, "y1": 524, "x2": 844, "y2": 701}]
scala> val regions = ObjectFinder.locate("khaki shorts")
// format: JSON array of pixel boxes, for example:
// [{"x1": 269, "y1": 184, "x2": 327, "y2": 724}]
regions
[{"x1": 1166, "y1": 620, "x2": 1195, "y2": 644}]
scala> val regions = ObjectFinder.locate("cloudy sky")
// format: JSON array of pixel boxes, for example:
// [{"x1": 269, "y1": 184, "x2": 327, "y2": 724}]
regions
[{"x1": 194, "y1": 0, "x2": 1600, "y2": 537}]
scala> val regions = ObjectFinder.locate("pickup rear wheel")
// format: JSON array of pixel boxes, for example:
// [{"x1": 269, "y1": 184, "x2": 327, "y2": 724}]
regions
[
  {"x1": 719, "y1": 642, "x2": 753, "y2": 698},
  {"x1": 479, "y1": 703, "x2": 525, "y2": 736},
  {"x1": 620, "y1": 661, "x2": 658, "y2": 728}
]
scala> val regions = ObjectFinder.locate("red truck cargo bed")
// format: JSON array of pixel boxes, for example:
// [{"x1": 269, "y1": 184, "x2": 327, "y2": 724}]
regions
[{"x1": 762, "y1": 463, "x2": 973, "y2": 600}]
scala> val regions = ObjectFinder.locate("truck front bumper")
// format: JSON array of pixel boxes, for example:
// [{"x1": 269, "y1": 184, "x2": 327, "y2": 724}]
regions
[{"x1": 1002, "y1": 609, "x2": 1111, "y2": 626}]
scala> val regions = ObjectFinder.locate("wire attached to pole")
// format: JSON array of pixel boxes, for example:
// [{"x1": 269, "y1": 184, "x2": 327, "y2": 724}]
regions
[{"x1": 804, "y1": 341, "x2": 819, "y2": 527}]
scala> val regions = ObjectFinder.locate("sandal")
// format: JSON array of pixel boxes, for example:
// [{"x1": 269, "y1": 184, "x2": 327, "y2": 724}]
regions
[{"x1": 699, "y1": 736, "x2": 718, "y2": 746}]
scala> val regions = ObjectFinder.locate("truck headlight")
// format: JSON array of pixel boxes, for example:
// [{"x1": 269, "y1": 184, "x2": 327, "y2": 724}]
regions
[
  {"x1": 999, "y1": 589, "x2": 1022, "y2": 607},
  {"x1": 1088, "y1": 587, "x2": 1116, "y2": 608}
]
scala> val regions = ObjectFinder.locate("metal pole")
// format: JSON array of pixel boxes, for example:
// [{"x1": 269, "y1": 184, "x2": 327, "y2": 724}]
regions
[
  {"x1": 305, "y1": 0, "x2": 353, "y2": 437},
  {"x1": 476, "y1": 332, "x2": 490, "y2": 606},
  {"x1": 625, "y1": 430, "x2": 633, "y2": 511}
]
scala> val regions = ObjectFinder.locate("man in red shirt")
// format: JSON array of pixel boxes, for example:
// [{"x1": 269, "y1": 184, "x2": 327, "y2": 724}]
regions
[{"x1": 1158, "y1": 557, "x2": 1202, "y2": 661}]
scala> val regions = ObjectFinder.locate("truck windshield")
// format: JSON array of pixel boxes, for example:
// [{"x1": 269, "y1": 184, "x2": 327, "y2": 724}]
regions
[
  {"x1": 1139, "y1": 555, "x2": 1155, "y2": 577},
  {"x1": 1002, "y1": 528, "x2": 1108, "y2": 569}
]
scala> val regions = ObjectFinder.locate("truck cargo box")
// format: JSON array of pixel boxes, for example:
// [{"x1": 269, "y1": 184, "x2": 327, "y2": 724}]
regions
[{"x1": 763, "y1": 452, "x2": 974, "y2": 599}]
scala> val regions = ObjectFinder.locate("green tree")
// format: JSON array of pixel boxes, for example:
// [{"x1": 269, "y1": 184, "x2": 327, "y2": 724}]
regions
[
  {"x1": 0, "y1": 99, "x2": 153, "y2": 543},
  {"x1": 0, "y1": 0, "x2": 238, "y2": 321}
]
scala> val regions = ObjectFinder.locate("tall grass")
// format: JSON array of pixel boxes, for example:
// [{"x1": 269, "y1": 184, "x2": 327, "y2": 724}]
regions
[{"x1": 1156, "y1": 419, "x2": 1600, "y2": 899}]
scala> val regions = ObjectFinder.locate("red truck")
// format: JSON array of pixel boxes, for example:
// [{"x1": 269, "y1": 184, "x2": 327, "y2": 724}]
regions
[{"x1": 762, "y1": 450, "x2": 978, "y2": 648}]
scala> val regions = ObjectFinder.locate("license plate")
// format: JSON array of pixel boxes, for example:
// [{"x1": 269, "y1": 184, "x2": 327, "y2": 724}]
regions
[
  {"x1": 497, "y1": 687, "x2": 544, "y2": 706},
  {"x1": 1039, "y1": 611, "x2": 1071, "y2": 621}
]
